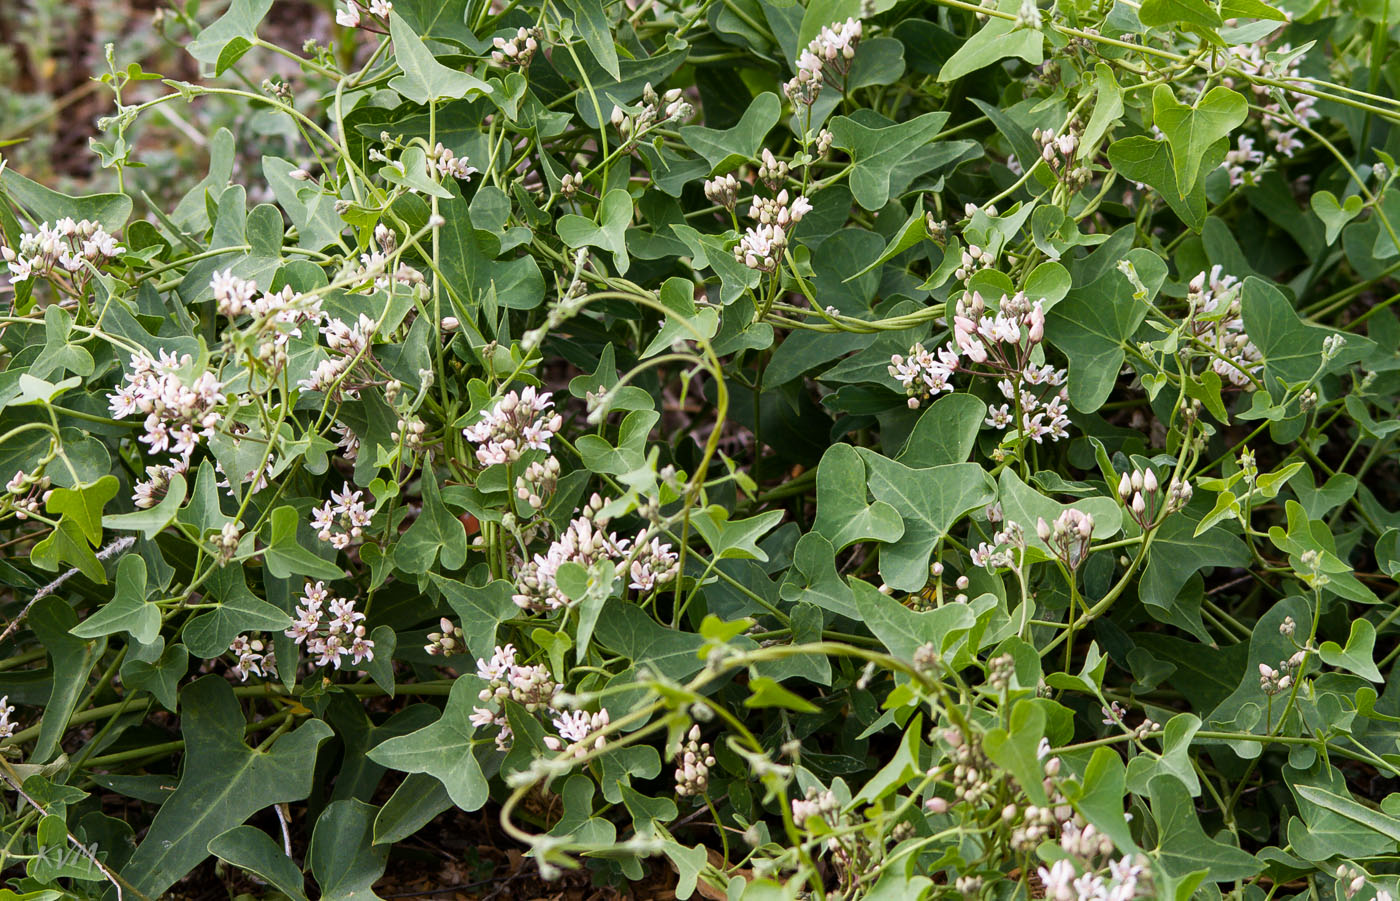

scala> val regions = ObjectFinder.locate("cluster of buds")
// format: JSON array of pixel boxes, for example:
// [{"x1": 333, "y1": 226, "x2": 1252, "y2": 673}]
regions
[
  {"x1": 490, "y1": 26, "x2": 541, "y2": 67},
  {"x1": 462, "y1": 387, "x2": 562, "y2": 467},
  {"x1": 515, "y1": 456, "x2": 561, "y2": 511},
  {"x1": 1102, "y1": 701, "x2": 1162, "y2": 740},
  {"x1": 912, "y1": 641, "x2": 942, "y2": 675},
  {"x1": 971, "y1": 520, "x2": 1025, "y2": 571},
  {"x1": 213, "y1": 521, "x2": 242, "y2": 563},
  {"x1": 791, "y1": 787, "x2": 840, "y2": 828},
  {"x1": 212, "y1": 270, "x2": 325, "y2": 369},
  {"x1": 1033, "y1": 126, "x2": 1092, "y2": 188},
  {"x1": 628, "y1": 536, "x2": 680, "y2": 591},
  {"x1": 674, "y1": 725, "x2": 715, "y2": 796},
  {"x1": 544, "y1": 708, "x2": 611, "y2": 755},
  {"x1": 298, "y1": 313, "x2": 379, "y2": 398},
  {"x1": 814, "y1": 128, "x2": 834, "y2": 156},
  {"x1": 787, "y1": 17, "x2": 862, "y2": 103},
  {"x1": 335, "y1": 0, "x2": 391, "y2": 28},
  {"x1": 756, "y1": 148, "x2": 789, "y2": 190},
  {"x1": 985, "y1": 653, "x2": 1015, "y2": 692},
  {"x1": 559, "y1": 172, "x2": 582, "y2": 200},
  {"x1": 734, "y1": 184, "x2": 810, "y2": 273},
  {"x1": 423, "y1": 617, "x2": 465, "y2": 656},
  {"x1": 945, "y1": 727, "x2": 993, "y2": 806},
  {"x1": 1, "y1": 217, "x2": 123, "y2": 290},
  {"x1": 228, "y1": 635, "x2": 274, "y2": 681},
  {"x1": 391, "y1": 415, "x2": 427, "y2": 450},
  {"x1": 952, "y1": 243, "x2": 992, "y2": 283},
  {"x1": 1186, "y1": 266, "x2": 1262, "y2": 388},
  {"x1": 703, "y1": 174, "x2": 740, "y2": 210},
  {"x1": 1117, "y1": 467, "x2": 1160, "y2": 527},
  {"x1": 512, "y1": 494, "x2": 627, "y2": 611},
  {"x1": 1259, "y1": 649, "x2": 1307, "y2": 696},
  {"x1": 355, "y1": 249, "x2": 425, "y2": 297},
  {"x1": 0, "y1": 696, "x2": 16, "y2": 740},
  {"x1": 475, "y1": 643, "x2": 557, "y2": 711},
  {"x1": 1336, "y1": 865, "x2": 1392, "y2": 901},
  {"x1": 108, "y1": 350, "x2": 227, "y2": 473},
  {"x1": 609, "y1": 83, "x2": 691, "y2": 142},
  {"x1": 310, "y1": 481, "x2": 374, "y2": 550},
  {"x1": 284, "y1": 581, "x2": 374, "y2": 669},
  {"x1": 428, "y1": 142, "x2": 477, "y2": 181},
  {"x1": 1036, "y1": 508, "x2": 1093, "y2": 570},
  {"x1": 5, "y1": 471, "x2": 51, "y2": 520}
]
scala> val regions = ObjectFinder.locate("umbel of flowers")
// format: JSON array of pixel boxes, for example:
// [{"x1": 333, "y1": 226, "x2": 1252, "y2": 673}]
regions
[{"x1": 890, "y1": 289, "x2": 1070, "y2": 444}]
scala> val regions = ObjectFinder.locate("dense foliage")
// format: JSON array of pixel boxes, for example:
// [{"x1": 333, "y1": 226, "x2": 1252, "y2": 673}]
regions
[{"x1": 1, "y1": 0, "x2": 1400, "y2": 897}]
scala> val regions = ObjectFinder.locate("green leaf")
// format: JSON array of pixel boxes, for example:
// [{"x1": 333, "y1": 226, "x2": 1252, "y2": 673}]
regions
[
  {"x1": 1318, "y1": 618, "x2": 1383, "y2": 682},
  {"x1": 680, "y1": 92, "x2": 781, "y2": 174},
  {"x1": 1310, "y1": 190, "x2": 1364, "y2": 244},
  {"x1": 853, "y1": 453, "x2": 996, "y2": 592},
  {"x1": 430, "y1": 575, "x2": 523, "y2": 660},
  {"x1": 562, "y1": 0, "x2": 620, "y2": 79},
  {"x1": 367, "y1": 678, "x2": 490, "y2": 810},
  {"x1": 120, "y1": 638, "x2": 187, "y2": 712},
  {"x1": 0, "y1": 167, "x2": 132, "y2": 233},
  {"x1": 1107, "y1": 137, "x2": 1210, "y2": 231},
  {"x1": 1152, "y1": 84, "x2": 1248, "y2": 197},
  {"x1": 744, "y1": 677, "x2": 820, "y2": 713},
  {"x1": 778, "y1": 533, "x2": 859, "y2": 619},
  {"x1": 263, "y1": 505, "x2": 344, "y2": 581},
  {"x1": 1044, "y1": 247, "x2": 1168, "y2": 412},
  {"x1": 843, "y1": 199, "x2": 926, "y2": 282},
  {"x1": 439, "y1": 181, "x2": 544, "y2": 311},
  {"x1": 187, "y1": 0, "x2": 273, "y2": 64},
  {"x1": 895, "y1": 393, "x2": 986, "y2": 467},
  {"x1": 557, "y1": 188, "x2": 632, "y2": 275},
  {"x1": 397, "y1": 467, "x2": 468, "y2": 573},
  {"x1": 374, "y1": 772, "x2": 453, "y2": 845},
  {"x1": 1242, "y1": 276, "x2": 1370, "y2": 389},
  {"x1": 29, "y1": 599, "x2": 99, "y2": 764},
  {"x1": 208, "y1": 826, "x2": 309, "y2": 901},
  {"x1": 691, "y1": 506, "x2": 786, "y2": 561},
  {"x1": 594, "y1": 600, "x2": 708, "y2": 681},
  {"x1": 851, "y1": 714, "x2": 922, "y2": 805},
  {"x1": 70, "y1": 555, "x2": 160, "y2": 645},
  {"x1": 852, "y1": 578, "x2": 975, "y2": 663},
  {"x1": 812, "y1": 444, "x2": 904, "y2": 552},
  {"x1": 184, "y1": 567, "x2": 292, "y2": 658},
  {"x1": 103, "y1": 473, "x2": 188, "y2": 540},
  {"x1": 1138, "y1": 0, "x2": 1223, "y2": 32},
  {"x1": 1061, "y1": 747, "x2": 1137, "y2": 852},
  {"x1": 1141, "y1": 503, "x2": 1250, "y2": 611},
  {"x1": 1081, "y1": 64, "x2": 1124, "y2": 159},
  {"x1": 826, "y1": 112, "x2": 950, "y2": 211},
  {"x1": 983, "y1": 700, "x2": 1048, "y2": 805},
  {"x1": 1294, "y1": 783, "x2": 1400, "y2": 842},
  {"x1": 1148, "y1": 775, "x2": 1260, "y2": 881},
  {"x1": 120, "y1": 677, "x2": 332, "y2": 899},
  {"x1": 641, "y1": 277, "x2": 720, "y2": 358},
  {"x1": 29, "y1": 518, "x2": 104, "y2": 583},
  {"x1": 1126, "y1": 713, "x2": 1202, "y2": 796},
  {"x1": 938, "y1": 0, "x2": 1044, "y2": 81},
  {"x1": 309, "y1": 800, "x2": 389, "y2": 901},
  {"x1": 388, "y1": 12, "x2": 492, "y2": 104}
]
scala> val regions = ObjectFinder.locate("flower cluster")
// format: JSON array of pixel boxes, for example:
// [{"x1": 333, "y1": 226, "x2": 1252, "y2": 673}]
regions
[
  {"x1": 1037, "y1": 835, "x2": 1151, "y2": 901},
  {"x1": 423, "y1": 617, "x2": 465, "y2": 656},
  {"x1": 428, "y1": 142, "x2": 477, "y2": 181},
  {"x1": 792, "y1": 787, "x2": 840, "y2": 828},
  {"x1": 1259, "y1": 649, "x2": 1307, "y2": 695},
  {"x1": 628, "y1": 536, "x2": 680, "y2": 591},
  {"x1": 212, "y1": 270, "x2": 325, "y2": 365},
  {"x1": 468, "y1": 644, "x2": 610, "y2": 754},
  {"x1": 783, "y1": 17, "x2": 862, "y2": 106},
  {"x1": 1, "y1": 218, "x2": 123, "y2": 288},
  {"x1": 5, "y1": 470, "x2": 50, "y2": 520},
  {"x1": 609, "y1": 83, "x2": 692, "y2": 141},
  {"x1": 310, "y1": 481, "x2": 373, "y2": 549},
  {"x1": 462, "y1": 386, "x2": 562, "y2": 467},
  {"x1": 891, "y1": 291, "x2": 1070, "y2": 444},
  {"x1": 1037, "y1": 508, "x2": 1094, "y2": 570},
  {"x1": 512, "y1": 496, "x2": 628, "y2": 611},
  {"x1": 515, "y1": 456, "x2": 561, "y2": 511},
  {"x1": 336, "y1": 0, "x2": 391, "y2": 28},
  {"x1": 228, "y1": 635, "x2": 274, "y2": 681},
  {"x1": 284, "y1": 581, "x2": 374, "y2": 669},
  {"x1": 491, "y1": 26, "x2": 542, "y2": 67},
  {"x1": 735, "y1": 184, "x2": 811, "y2": 273},
  {"x1": 108, "y1": 351, "x2": 228, "y2": 502},
  {"x1": 674, "y1": 725, "x2": 715, "y2": 797},
  {"x1": 970, "y1": 520, "x2": 1025, "y2": 571},
  {"x1": 1185, "y1": 266, "x2": 1262, "y2": 388},
  {"x1": 0, "y1": 695, "x2": 16, "y2": 740},
  {"x1": 1225, "y1": 42, "x2": 1319, "y2": 158},
  {"x1": 298, "y1": 313, "x2": 378, "y2": 397}
]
